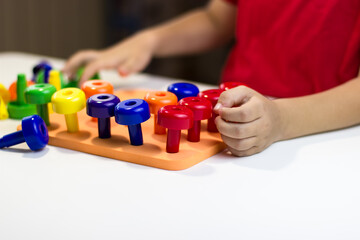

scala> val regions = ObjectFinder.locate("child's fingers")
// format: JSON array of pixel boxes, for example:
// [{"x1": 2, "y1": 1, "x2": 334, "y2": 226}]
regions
[
  {"x1": 219, "y1": 96, "x2": 261, "y2": 123},
  {"x1": 118, "y1": 55, "x2": 151, "y2": 77},
  {"x1": 62, "y1": 50, "x2": 99, "y2": 78},
  {"x1": 220, "y1": 135, "x2": 257, "y2": 151},
  {"x1": 215, "y1": 116, "x2": 257, "y2": 139},
  {"x1": 217, "y1": 85, "x2": 255, "y2": 108},
  {"x1": 80, "y1": 60, "x2": 105, "y2": 85},
  {"x1": 226, "y1": 146, "x2": 260, "y2": 157}
]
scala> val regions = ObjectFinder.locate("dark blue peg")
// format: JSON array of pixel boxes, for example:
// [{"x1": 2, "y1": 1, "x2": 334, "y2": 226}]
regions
[
  {"x1": 32, "y1": 61, "x2": 52, "y2": 83},
  {"x1": 167, "y1": 82, "x2": 199, "y2": 100},
  {"x1": 115, "y1": 99, "x2": 150, "y2": 146},
  {"x1": 0, "y1": 115, "x2": 49, "y2": 151},
  {"x1": 87, "y1": 93, "x2": 120, "y2": 139}
]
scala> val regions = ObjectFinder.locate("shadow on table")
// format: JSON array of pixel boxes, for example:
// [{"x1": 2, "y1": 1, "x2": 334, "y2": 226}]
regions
[
  {"x1": 0, "y1": 146, "x2": 49, "y2": 158},
  {"x1": 206, "y1": 125, "x2": 360, "y2": 171}
]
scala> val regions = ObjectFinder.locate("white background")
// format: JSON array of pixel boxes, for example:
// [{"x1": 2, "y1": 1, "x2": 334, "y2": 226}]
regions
[{"x1": 0, "y1": 53, "x2": 359, "y2": 240}]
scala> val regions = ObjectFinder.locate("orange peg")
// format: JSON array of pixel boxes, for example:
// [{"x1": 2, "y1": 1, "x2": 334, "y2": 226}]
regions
[{"x1": 144, "y1": 91, "x2": 178, "y2": 135}]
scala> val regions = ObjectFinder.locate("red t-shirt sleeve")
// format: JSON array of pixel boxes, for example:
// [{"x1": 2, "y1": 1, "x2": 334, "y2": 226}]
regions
[{"x1": 223, "y1": 0, "x2": 238, "y2": 5}]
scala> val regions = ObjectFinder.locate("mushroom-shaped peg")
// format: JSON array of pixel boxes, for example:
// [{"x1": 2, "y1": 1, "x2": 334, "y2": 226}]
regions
[
  {"x1": 82, "y1": 80, "x2": 114, "y2": 121},
  {"x1": 219, "y1": 82, "x2": 246, "y2": 91},
  {"x1": 87, "y1": 94, "x2": 120, "y2": 139},
  {"x1": 52, "y1": 88, "x2": 86, "y2": 132},
  {"x1": 198, "y1": 89, "x2": 224, "y2": 132},
  {"x1": 157, "y1": 105, "x2": 194, "y2": 153},
  {"x1": 0, "y1": 115, "x2": 49, "y2": 151},
  {"x1": 0, "y1": 84, "x2": 10, "y2": 120},
  {"x1": 144, "y1": 91, "x2": 177, "y2": 135},
  {"x1": 0, "y1": 83, "x2": 10, "y2": 104},
  {"x1": 8, "y1": 79, "x2": 34, "y2": 101},
  {"x1": 25, "y1": 83, "x2": 57, "y2": 126},
  {"x1": 32, "y1": 61, "x2": 52, "y2": 83},
  {"x1": 178, "y1": 97, "x2": 212, "y2": 142},
  {"x1": 49, "y1": 70, "x2": 62, "y2": 91},
  {"x1": 8, "y1": 74, "x2": 37, "y2": 119},
  {"x1": 167, "y1": 82, "x2": 199, "y2": 100},
  {"x1": 115, "y1": 99, "x2": 150, "y2": 146}
]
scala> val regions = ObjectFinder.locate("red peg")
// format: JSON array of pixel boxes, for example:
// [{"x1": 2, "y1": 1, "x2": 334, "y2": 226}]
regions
[
  {"x1": 219, "y1": 82, "x2": 246, "y2": 91},
  {"x1": 157, "y1": 105, "x2": 193, "y2": 153},
  {"x1": 178, "y1": 97, "x2": 212, "y2": 142},
  {"x1": 198, "y1": 89, "x2": 224, "y2": 132}
]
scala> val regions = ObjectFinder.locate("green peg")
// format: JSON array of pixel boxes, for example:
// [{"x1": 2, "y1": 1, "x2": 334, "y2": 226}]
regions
[
  {"x1": 7, "y1": 74, "x2": 37, "y2": 119},
  {"x1": 25, "y1": 84, "x2": 56, "y2": 126},
  {"x1": 65, "y1": 66, "x2": 100, "y2": 88}
]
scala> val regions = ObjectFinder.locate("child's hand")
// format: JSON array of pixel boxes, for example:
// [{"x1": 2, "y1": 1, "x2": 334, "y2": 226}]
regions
[
  {"x1": 62, "y1": 31, "x2": 157, "y2": 85},
  {"x1": 214, "y1": 86, "x2": 285, "y2": 157}
]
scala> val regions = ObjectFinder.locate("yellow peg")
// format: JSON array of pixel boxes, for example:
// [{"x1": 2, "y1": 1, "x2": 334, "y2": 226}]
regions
[
  {"x1": 0, "y1": 83, "x2": 10, "y2": 104},
  {"x1": 0, "y1": 97, "x2": 9, "y2": 120},
  {"x1": 51, "y1": 88, "x2": 86, "y2": 132},
  {"x1": 49, "y1": 70, "x2": 62, "y2": 91}
]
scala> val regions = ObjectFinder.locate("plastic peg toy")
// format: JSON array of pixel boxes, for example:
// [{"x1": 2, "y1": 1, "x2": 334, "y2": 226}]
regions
[
  {"x1": 144, "y1": 91, "x2": 177, "y2": 135},
  {"x1": 81, "y1": 80, "x2": 114, "y2": 121},
  {"x1": 8, "y1": 79, "x2": 34, "y2": 101},
  {"x1": 157, "y1": 105, "x2": 194, "y2": 153},
  {"x1": 219, "y1": 82, "x2": 246, "y2": 91},
  {"x1": 81, "y1": 80, "x2": 114, "y2": 99},
  {"x1": 87, "y1": 94, "x2": 120, "y2": 138},
  {"x1": 0, "y1": 115, "x2": 49, "y2": 151},
  {"x1": 67, "y1": 66, "x2": 100, "y2": 88},
  {"x1": 25, "y1": 84, "x2": 57, "y2": 126},
  {"x1": 0, "y1": 84, "x2": 10, "y2": 119},
  {"x1": 0, "y1": 83, "x2": 10, "y2": 104},
  {"x1": 179, "y1": 96, "x2": 212, "y2": 142},
  {"x1": 7, "y1": 74, "x2": 37, "y2": 119},
  {"x1": 49, "y1": 70, "x2": 62, "y2": 91},
  {"x1": 115, "y1": 99, "x2": 150, "y2": 146},
  {"x1": 0, "y1": 97, "x2": 8, "y2": 120},
  {"x1": 51, "y1": 88, "x2": 86, "y2": 132},
  {"x1": 32, "y1": 61, "x2": 52, "y2": 83},
  {"x1": 167, "y1": 82, "x2": 199, "y2": 100},
  {"x1": 198, "y1": 89, "x2": 224, "y2": 132}
]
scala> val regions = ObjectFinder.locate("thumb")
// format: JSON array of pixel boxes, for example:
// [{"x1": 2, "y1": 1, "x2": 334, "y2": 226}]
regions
[{"x1": 214, "y1": 86, "x2": 255, "y2": 112}]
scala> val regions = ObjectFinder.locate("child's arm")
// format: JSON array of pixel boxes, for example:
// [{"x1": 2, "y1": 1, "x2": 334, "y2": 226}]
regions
[
  {"x1": 214, "y1": 75, "x2": 360, "y2": 157},
  {"x1": 62, "y1": 0, "x2": 236, "y2": 84}
]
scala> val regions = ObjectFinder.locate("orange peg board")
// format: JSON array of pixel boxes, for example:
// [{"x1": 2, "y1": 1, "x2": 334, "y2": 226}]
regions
[{"x1": 46, "y1": 89, "x2": 226, "y2": 170}]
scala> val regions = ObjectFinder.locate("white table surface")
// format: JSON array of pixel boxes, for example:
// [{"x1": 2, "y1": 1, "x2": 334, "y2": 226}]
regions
[{"x1": 0, "y1": 52, "x2": 360, "y2": 240}]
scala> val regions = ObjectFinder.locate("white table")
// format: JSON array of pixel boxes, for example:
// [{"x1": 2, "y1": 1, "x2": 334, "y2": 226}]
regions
[{"x1": 1, "y1": 52, "x2": 359, "y2": 240}]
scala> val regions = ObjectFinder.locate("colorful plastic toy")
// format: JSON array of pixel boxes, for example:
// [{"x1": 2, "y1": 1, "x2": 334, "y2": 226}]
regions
[
  {"x1": 82, "y1": 80, "x2": 114, "y2": 121},
  {"x1": 33, "y1": 61, "x2": 52, "y2": 83},
  {"x1": 25, "y1": 84, "x2": 57, "y2": 126},
  {"x1": 179, "y1": 96, "x2": 212, "y2": 142},
  {"x1": 8, "y1": 74, "x2": 37, "y2": 119},
  {"x1": 51, "y1": 88, "x2": 86, "y2": 132},
  {"x1": 167, "y1": 82, "x2": 199, "y2": 100},
  {"x1": 8, "y1": 80, "x2": 34, "y2": 101},
  {"x1": 0, "y1": 115, "x2": 48, "y2": 151},
  {"x1": 219, "y1": 82, "x2": 246, "y2": 91},
  {"x1": 0, "y1": 83, "x2": 10, "y2": 120},
  {"x1": 157, "y1": 105, "x2": 194, "y2": 153},
  {"x1": 87, "y1": 94, "x2": 120, "y2": 138},
  {"x1": 49, "y1": 70, "x2": 62, "y2": 91},
  {"x1": 198, "y1": 89, "x2": 224, "y2": 132},
  {"x1": 115, "y1": 99, "x2": 150, "y2": 146},
  {"x1": 144, "y1": 91, "x2": 177, "y2": 135}
]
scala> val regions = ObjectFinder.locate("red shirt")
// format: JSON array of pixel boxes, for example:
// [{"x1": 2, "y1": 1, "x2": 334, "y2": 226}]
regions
[{"x1": 222, "y1": 0, "x2": 360, "y2": 97}]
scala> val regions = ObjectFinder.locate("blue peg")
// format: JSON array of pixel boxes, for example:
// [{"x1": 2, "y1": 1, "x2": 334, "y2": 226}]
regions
[
  {"x1": 167, "y1": 82, "x2": 199, "y2": 100},
  {"x1": 87, "y1": 93, "x2": 120, "y2": 139},
  {"x1": 0, "y1": 115, "x2": 49, "y2": 151},
  {"x1": 115, "y1": 99, "x2": 150, "y2": 146},
  {"x1": 32, "y1": 61, "x2": 52, "y2": 83}
]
